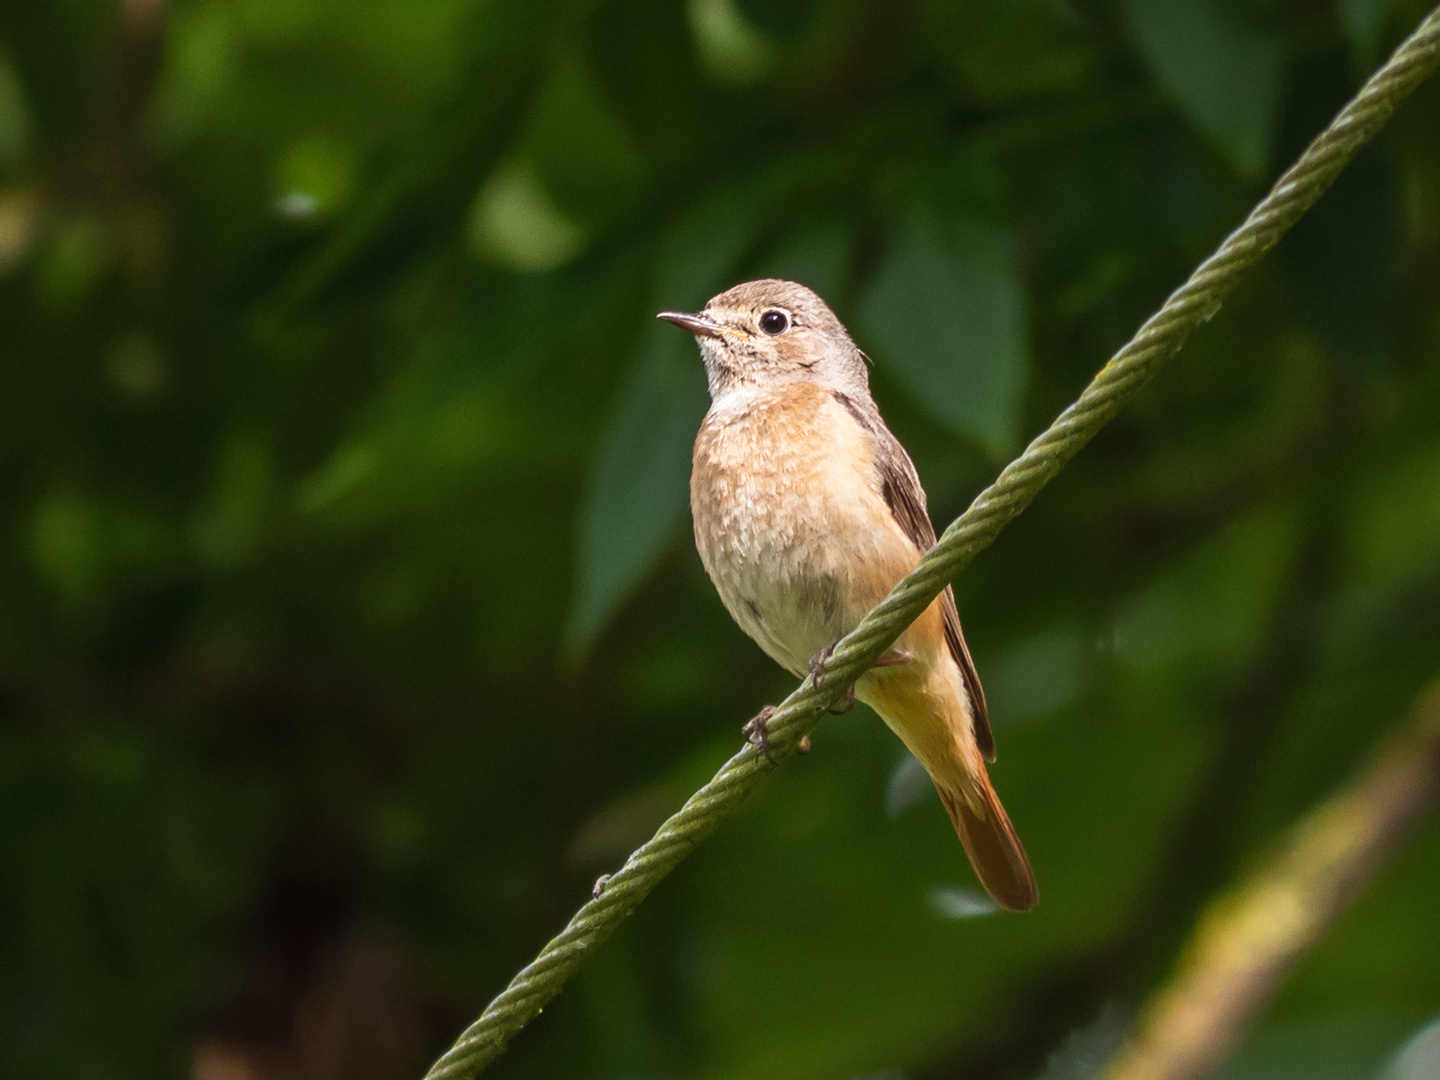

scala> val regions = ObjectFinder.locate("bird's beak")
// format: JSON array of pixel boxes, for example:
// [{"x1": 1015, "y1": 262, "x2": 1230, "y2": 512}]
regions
[{"x1": 656, "y1": 310, "x2": 725, "y2": 338}]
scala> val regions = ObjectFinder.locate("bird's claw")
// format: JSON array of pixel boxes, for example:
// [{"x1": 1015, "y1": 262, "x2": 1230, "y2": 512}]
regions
[
  {"x1": 743, "y1": 639, "x2": 904, "y2": 760},
  {"x1": 808, "y1": 641, "x2": 855, "y2": 715},
  {"x1": 743, "y1": 705, "x2": 779, "y2": 762}
]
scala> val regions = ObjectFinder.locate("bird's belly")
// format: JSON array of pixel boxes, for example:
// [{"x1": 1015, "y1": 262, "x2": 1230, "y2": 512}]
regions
[{"x1": 708, "y1": 545, "x2": 846, "y2": 678}]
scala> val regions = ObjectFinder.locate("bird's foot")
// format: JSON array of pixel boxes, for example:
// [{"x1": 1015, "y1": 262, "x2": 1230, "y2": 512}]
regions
[
  {"x1": 808, "y1": 643, "x2": 911, "y2": 715},
  {"x1": 808, "y1": 642, "x2": 855, "y2": 715},
  {"x1": 742, "y1": 705, "x2": 779, "y2": 762},
  {"x1": 872, "y1": 649, "x2": 912, "y2": 668}
]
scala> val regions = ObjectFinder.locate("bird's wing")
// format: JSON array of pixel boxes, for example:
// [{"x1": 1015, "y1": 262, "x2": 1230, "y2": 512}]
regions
[{"x1": 831, "y1": 391, "x2": 995, "y2": 762}]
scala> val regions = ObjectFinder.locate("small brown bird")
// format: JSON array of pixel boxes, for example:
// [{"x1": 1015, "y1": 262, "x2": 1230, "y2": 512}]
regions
[{"x1": 660, "y1": 279, "x2": 1037, "y2": 912}]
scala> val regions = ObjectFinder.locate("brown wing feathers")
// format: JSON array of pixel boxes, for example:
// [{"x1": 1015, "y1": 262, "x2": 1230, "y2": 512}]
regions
[{"x1": 831, "y1": 391, "x2": 996, "y2": 763}]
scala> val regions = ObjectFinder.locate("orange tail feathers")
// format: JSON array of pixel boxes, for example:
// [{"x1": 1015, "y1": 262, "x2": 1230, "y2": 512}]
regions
[{"x1": 936, "y1": 769, "x2": 1038, "y2": 912}]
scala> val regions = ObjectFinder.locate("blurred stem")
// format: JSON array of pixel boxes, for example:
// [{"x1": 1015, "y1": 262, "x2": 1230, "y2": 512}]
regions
[
  {"x1": 1100, "y1": 679, "x2": 1440, "y2": 1080},
  {"x1": 99, "y1": 0, "x2": 170, "y2": 280},
  {"x1": 110, "y1": 0, "x2": 168, "y2": 165}
]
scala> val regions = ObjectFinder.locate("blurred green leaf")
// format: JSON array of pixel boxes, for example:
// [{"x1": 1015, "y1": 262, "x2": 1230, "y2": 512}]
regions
[
  {"x1": 467, "y1": 155, "x2": 587, "y2": 272},
  {"x1": 522, "y1": 45, "x2": 649, "y2": 227},
  {"x1": 734, "y1": 0, "x2": 810, "y2": 41},
  {"x1": 192, "y1": 431, "x2": 276, "y2": 570},
  {"x1": 653, "y1": 175, "x2": 778, "y2": 309},
  {"x1": 0, "y1": 52, "x2": 30, "y2": 175},
  {"x1": 1114, "y1": 500, "x2": 1302, "y2": 675},
  {"x1": 565, "y1": 322, "x2": 708, "y2": 654},
  {"x1": 1279, "y1": 137, "x2": 1401, "y2": 374},
  {"x1": 102, "y1": 331, "x2": 168, "y2": 404},
  {"x1": 28, "y1": 489, "x2": 179, "y2": 612},
  {"x1": 33, "y1": 216, "x2": 110, "y2": 315},
  {"x1": 687, "y1": 0, "x2": 775, "y2": 87},
  {"x1": 1215, "y1": 1016, "x2": 1402, "y2": 1080},
  {"x1": 1123, "y1": 0, "x2": 1285, "y2": 177},
  {"x1": 984, "y1": 624, "x2": 1092, "y2": 723},
  {"x1": 1340, "y1": 0, "x2": 1395, "y2": 62},
  {"x1": 860, "y1": 165, "x2": 1029, "y2": 456},
  {"x1": 922, "y1": 0, "x2": 1102, "y2": 105},
  {"x1": 754, "y1": 218, "x2": 854, "y2": 303},
  {"x1": 273, "y1": 134, "x2": 358, "y2": 222},
  {"x1": 149, "y1": 1, "x2": 236, "y2": 149},
  {"x1": 1341, "y1": 440, "x2": 1440, "y2": 591}
]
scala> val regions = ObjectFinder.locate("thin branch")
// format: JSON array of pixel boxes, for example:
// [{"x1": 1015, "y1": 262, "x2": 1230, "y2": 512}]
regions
[
  {"x1": 1100, "y1": 679, "x2": 1440, "y2": 1080},
  {"x1": 422, "y1": 7, "x2": 1440, "y2": 1078}
]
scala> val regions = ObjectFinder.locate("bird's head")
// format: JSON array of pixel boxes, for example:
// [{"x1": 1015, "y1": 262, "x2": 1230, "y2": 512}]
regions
[{"x1": 658, "y1": 278, "x2": 869, "y2": 403}]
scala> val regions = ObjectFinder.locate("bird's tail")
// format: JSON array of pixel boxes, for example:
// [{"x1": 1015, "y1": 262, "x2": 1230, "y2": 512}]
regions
[
  {"x1": 935, "y1": 767, "x2": 1038, "y2": 912},
  {"x1": 860, "y1": 662, "x2": 1037, "y2": 911}
]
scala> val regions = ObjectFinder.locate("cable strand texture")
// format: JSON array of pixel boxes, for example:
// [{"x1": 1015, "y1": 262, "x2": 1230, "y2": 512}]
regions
[{"x1": 423, "y1": 9, "x2": 1440, "y2": 1078}]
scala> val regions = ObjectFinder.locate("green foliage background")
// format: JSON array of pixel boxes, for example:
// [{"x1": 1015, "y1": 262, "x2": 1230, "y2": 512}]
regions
[{"x1": 2, "y1": 0, "x2": 1439, "y2": 1078}]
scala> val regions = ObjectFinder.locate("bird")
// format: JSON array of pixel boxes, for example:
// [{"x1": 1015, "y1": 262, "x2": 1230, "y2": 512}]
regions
[{"x1": 659, "y1": 278, "x2": 1037, "y2": 912}]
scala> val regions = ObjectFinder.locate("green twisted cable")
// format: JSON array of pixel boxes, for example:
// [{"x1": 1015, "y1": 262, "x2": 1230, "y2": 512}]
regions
[{"x1": 424, "y1": 8, "x2": 1440, "y2": 1078}]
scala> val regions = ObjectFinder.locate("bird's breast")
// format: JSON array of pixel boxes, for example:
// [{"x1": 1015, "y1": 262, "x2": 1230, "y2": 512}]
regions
[{"x1": 689, "y1": 382, "x2": 907, "y2": 675}]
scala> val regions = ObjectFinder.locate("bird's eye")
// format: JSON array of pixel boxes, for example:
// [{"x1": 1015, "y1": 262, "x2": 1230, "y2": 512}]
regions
[{"x1": 759, "y1": 310, "x2": 790, "y2": 335}]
